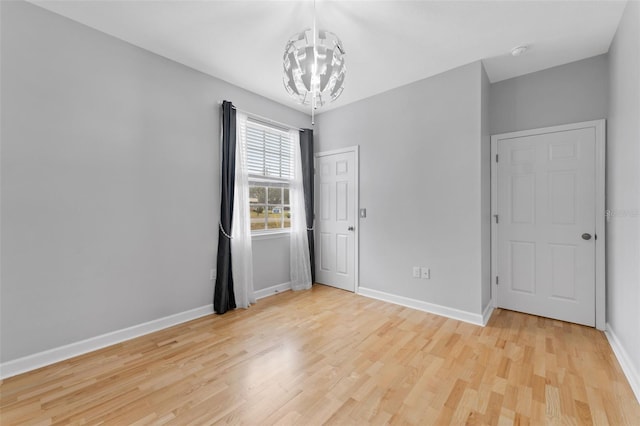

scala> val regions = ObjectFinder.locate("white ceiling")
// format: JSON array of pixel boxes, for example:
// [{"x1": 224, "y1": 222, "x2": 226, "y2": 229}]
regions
[{"x1": 29, "y1": 0, "x2": 627, "y2": 115}]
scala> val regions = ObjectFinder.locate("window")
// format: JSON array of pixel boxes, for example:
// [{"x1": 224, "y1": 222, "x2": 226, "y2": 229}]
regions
[{"x1": 246, "y1": 120, "x2": 294, "y2": 232}]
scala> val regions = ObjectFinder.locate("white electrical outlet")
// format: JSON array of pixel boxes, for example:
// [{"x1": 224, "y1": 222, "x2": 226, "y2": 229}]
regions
[
  {"x1": 210, "y1": 269, "x2": 216, "y2": 280},
  {"x1": 421, "y1": 267, "x2": 430, "y2": 279},
  {"x1": 412, "y1": 266, "x2": 421, "y2": 278}
]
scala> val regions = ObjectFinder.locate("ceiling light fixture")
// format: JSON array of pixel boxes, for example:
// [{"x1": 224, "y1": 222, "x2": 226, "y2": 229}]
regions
[
  {"x1": 511, "y1": 45, "x2": 529, "y2": 56},
  {"x1": 283, "y1": 0, "x2": 346, "y2": 125}
]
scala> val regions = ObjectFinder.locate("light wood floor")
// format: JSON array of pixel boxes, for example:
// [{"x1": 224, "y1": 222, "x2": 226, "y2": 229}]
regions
[{"x1": 1, "y1": 285, "x2": 638, "y2": 425}]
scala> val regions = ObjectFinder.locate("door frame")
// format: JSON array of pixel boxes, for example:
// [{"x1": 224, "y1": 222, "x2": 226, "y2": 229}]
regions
[
  {"x1": 491, "y1": 120, "x2": 606, "y2": 330},
  {"x1": 314, "y1": 145, "x2": 360, "y2": 293}
]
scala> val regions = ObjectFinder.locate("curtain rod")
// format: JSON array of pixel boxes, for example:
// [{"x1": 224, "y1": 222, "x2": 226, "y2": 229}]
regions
[{"x1": 219, "y1": 102, "x2": 308, "y2": 132}]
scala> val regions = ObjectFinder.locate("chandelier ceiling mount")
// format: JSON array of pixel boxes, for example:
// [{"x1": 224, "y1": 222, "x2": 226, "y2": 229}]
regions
[{"x1": 282, "y1": 0, "x2": 346, "y2": 125}]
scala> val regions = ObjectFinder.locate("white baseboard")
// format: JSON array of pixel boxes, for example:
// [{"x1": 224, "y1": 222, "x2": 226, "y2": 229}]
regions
[
  {"x1": 0, "y1": 304, "x2": 213, "y2": 380},
  {"x1": 0, "y1": 284, "x2": 293, "y2": 380},
  {"x1": 254, "y1": 282, "x2": 291, "y2": 300},
  {"x1": 605, "y1": 323, "x2": 640, "y2": 404},
  {"x1": 482, "y1": 300, "x2": 495, "y2": 326},
  {"x1": 357, "y1": 287, "x2": 486, "y2": 326}
]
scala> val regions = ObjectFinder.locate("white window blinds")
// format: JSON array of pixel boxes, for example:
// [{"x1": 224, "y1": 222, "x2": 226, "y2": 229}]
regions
[{"x1": 246, "y1": 121, "x2": 293, "y2": 181}]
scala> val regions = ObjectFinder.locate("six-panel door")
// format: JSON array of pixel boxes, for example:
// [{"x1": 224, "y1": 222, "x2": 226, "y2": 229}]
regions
[
  {"x1": 316, "y1": 151, "x2": 356, "y2": 292},
  {"x1": 497, "y1": 127, "x2": 596, "y2": 326}
]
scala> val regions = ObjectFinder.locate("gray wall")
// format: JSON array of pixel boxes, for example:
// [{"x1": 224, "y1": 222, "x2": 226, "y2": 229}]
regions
[
  {"x1": 480, "y1": 65, "x2": 491, "y2": 311},
  {"x1": 252, "y1": 235, "x2": 291, "y2": 291},
  {"x1": 0, "y1": 0, "x2": 307, "y2": 362},
  {"x1": 316, "y1": 62, "x2": 485, "y2": 315},
  {"x1": 490, "y1": 54, "x2": 609, "y2": 135},
  {"x1": 607, "y1": 0, "x2": 640, "y2": 384}
]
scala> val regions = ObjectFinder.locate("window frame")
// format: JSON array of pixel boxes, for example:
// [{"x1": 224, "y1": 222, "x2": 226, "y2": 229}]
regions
[
  {"x1": 245, "y1": 119, "x2": 294, "y2": 236},
  {"x1": 249, "y1": 182, "x2": 291, "y2": 235}
]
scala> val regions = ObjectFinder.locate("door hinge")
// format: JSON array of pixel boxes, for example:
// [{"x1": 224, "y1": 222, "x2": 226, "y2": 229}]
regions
[
  {"x1": 494, "y1": 214, "x2": 499, "y2": 224},
  {"x1": 594, "y1": 234, "x2": 597, "y2": 240},
  {"x1": 496, "y1": 154, "x2": 499, "y2": 162},
  {"x1": 496, "y1": 276, "x2": 499, "y2": 285}
]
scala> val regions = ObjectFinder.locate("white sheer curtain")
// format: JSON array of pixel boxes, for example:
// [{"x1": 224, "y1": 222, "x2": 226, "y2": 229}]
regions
[
  {"x1": 289, "y1": 130, "x2": 312, "y2": 291},
  {"x1": 231, "y1": 112, "x2": 255, "y2": 308}
]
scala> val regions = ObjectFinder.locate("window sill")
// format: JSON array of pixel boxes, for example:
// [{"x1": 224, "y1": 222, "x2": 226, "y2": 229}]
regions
[{"x1": 251, "y1": 230, "x2": 291, "y2": 241}]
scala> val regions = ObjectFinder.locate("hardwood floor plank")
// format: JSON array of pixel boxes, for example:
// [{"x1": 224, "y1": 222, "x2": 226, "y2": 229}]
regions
[{"x1": 1, "y1": 285, "x2": 638, "y2": 425}]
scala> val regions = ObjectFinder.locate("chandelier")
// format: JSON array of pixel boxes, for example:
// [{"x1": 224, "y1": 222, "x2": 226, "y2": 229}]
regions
[{"x1": 282, "y1": 2, "x2": 346, "y2": 124}]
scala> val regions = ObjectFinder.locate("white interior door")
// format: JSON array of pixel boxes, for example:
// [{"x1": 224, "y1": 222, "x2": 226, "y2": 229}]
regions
[
  {"x1": 315, "y1": 149, "x2": 357, "y2": 292},
  {"x1": 496, "y1": 127, "x2": 597, "y2": 326}
]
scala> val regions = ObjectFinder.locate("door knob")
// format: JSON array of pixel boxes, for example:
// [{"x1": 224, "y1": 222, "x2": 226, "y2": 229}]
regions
[
  {"x1": 348, "y1": 226, "x2": 355, "y2": 231},
  {"x1": 582, "y1": 233, "x2": 592, "y2": 240}
]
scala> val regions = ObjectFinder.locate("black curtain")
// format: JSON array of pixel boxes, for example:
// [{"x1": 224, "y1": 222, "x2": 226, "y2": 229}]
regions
[
  {"x1": 299, "y1": 129, "x2": 315, "y2": 283},
  {"x1": 214, "y1": 101, "x2": 237, "y2": 314}
]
